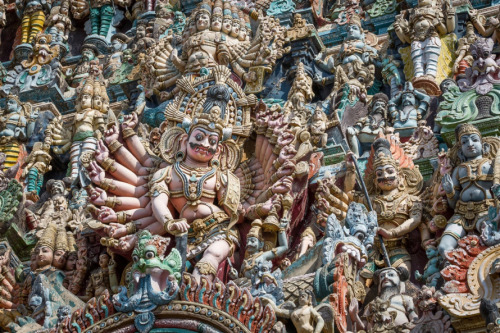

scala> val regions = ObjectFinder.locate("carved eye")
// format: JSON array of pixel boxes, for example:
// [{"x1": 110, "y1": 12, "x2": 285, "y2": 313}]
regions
[
  {"x1": 145, "y1": 251, "x2": 155, "y2": 259},
  {"x1": 210, "y1": 139, "x2": 217, "y2": 145},
  {"x1": 132, "y1": 255, "x2": 139, "y2": 262},
  {"x1": 195, "y1": 134, "x2": 203, "y2": 141}
]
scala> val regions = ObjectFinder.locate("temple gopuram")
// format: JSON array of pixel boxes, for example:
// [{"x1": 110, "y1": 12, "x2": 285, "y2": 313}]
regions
[{"x1": 1, "y1": 0, "x2": 500, "y2": 332}]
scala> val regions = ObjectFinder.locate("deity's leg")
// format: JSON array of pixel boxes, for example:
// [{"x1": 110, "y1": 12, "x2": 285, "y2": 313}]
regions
[
  {"x1": 389, "y1": 78, "x2": 399, "y2": 98},
  {"x1": 99, "y1": 5, "x2": 114, "y2": 37},
  {"x1": 422, "y1": 37, "x2": 442, "y2": 78},
  {"x1": 28, "y1": 10, "x2": 45, "y2": 43},
  {"x1": 21, "y1": 15, "x2": 30, "y2": 44},
  {"x1": 438, "y1": 223, "x2": 465, "y2": 257},
  {"x1": 410, "y1": 41, "x2": 424, "y2": 78},
  {"x1": 26, "y1": 168, "x2": 40, "y2": 194},
  {"x1": 346, "y1": 128, "x2": 361, "y2": 156},
  {"x1": 90, "y1": 7, "x2": 101, "y2": 35},
  {"x1": 193, "y1": 239, "x2": 232, "y2": 282},
  {"x1": 70, "y1": 141, "x2": 83, "y2": 180}
]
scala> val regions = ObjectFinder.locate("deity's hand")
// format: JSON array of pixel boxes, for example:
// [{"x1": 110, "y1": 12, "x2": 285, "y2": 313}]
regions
[
  {"x1": 104, "y1": 125, "x2": 120, "y2": 145},
  {"x1": 377, "y1": 227, "x2": 394, "y2": 239},
  {"x1": 272, "y1": 176, "x2": 293, "y2": 194},
  {"x1": 89, "y1": 187, "x2": 108, "y2": 206},
  {"x1": 441, "y1": 173, "x2": 454, "y2": 194},
  {"x1": 277, "y1": 131, "x2": 295, "y2": 148},
  {"x1": 106, "y1": 223, "x2": 128, "y2": 238},
  {"x1": 490, "y1": 17, "x2": 500, "y2": 27},
  {"x1": 276, "y1": 160, "x2": 296, "y2": 178},
  {"x1": 118, "y1": 234, "x2": 137, "y2": 252},
  {"x1": 95, "y1": 140, "x2": 110, "y2": 163},
  {"x1": 88, "y1": 161, "x2": 105, "y2": 185},
  {"x1": 169, "y1": 220, "x2": 190, "y2": 233},
  {"x1": 278, "y1": 145, "x2": 297, "y2": 165},
  {"x1": 97, "y1": 207, "x2": 117, "y2": 223},
  {"x1": 122, "y1": 112, "x2": 138, "y2": 130},
  {"x1": 243, "y1": 71, "x2": 257, "y2": 83}
]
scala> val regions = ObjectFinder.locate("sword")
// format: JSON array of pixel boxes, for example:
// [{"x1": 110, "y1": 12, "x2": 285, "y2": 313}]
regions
[{"x1": 345, "y1": 143, "x2": 391, "y2": 268}]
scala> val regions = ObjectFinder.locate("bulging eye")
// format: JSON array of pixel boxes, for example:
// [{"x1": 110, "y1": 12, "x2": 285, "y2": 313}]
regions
[
  {"x1": 145, "y1": 251, "x2": 155, "y2": 259},
  {"x1": 196, "y1": 134, "x2": 203, "y2": 141},
  {"x1": 132, "y1": 255, "x2": 139, "y2": 262},
  {"x1": 210, "y1": 139, "x2": 216, "y2": 145}
]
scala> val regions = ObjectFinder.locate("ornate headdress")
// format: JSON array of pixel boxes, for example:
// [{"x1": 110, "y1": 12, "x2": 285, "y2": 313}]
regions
[
  {"x1": 455, "y1": 123, "x2": 482, "y2": 142},
  {"x1": 213, "y1": 0, "x2": 223, "y2": 17},
  {"x1": 248, "y1": 220, "x2": 263, "y2": 240},
  {"x1": 37, "y1": 224, "x2": 57, "y2": 250},
  {"x1": 223, "y1": 0, "x2": 232, "y2": 18},
  {"x1": 349, "y1": 14, "x2": 362, "y2": 28},
  {"x1": 371, "y1": 138, "x2": 399, "y2": 171},
  {"x1": 55, "y1": 228, "x2": 69, "y2": 252},
  {"x1": 198, "y1": 0, "x2": 212, "y2": 16}
]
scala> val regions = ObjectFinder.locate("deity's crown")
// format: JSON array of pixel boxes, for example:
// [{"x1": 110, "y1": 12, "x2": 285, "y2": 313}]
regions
[
  {"x1": 349, "y1": 14, "x2": 362, "y2": 28},
  {"x1": 55, "y1": 228, "x2": 69, "y2": 252},
  {"x1": 198, "y1": 0, "x2": 212, "y2": 15},
  {"x1": 37, "y1": 224, "x2": 57, "y2": 250},
  {"x1": 213, "y1": 0, "x2": 223, "y2": 16},
  {"x1": 248, "y1": 220, "x2": 263, "y2": 240},
  {"x1": 372, "y1": 138, "x2": 399, "y2": 170},
  {"x1": 6, "y1": 93, "x2": 21, "y2": 106},
  {"x1": 223, "y1": 0, "x2": 232, "y2": 18},
  {"x1": 190, "y1": 84, "x2": 232, "y2": 140},
  {"x1": 455, "y1": 123, "x2": 481, "y2": 142}
]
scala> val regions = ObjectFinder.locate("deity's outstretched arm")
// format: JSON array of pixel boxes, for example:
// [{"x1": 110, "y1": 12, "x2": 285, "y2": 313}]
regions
[
  {"x1": 90, "y1": 187, "x2": 149, "y2": 211},
  {"x1": 121, "y1": 113, "x2": 155, "y2": 168},
  {"x1": 97, "y1": 204, "x2": 153, "y2": 224},
  {"x1": 88, "y1": 161, "x2": 148, "y2": 197},
  {"x1": 95, "y1": 140, "x2": 148, "y2": 186}
]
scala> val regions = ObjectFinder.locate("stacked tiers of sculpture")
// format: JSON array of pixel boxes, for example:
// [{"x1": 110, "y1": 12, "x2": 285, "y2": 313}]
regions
[{"x1": 1, "y1": 0, "x2": 500, "y2": 332}]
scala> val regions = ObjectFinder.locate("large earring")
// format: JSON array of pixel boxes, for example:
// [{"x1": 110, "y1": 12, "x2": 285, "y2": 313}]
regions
[
  {"x1": 175, "y1": 151, "x2": 185, "y2": 162},
  {"x1": 211, "y1": 159, "x2": 220, "y2": 168}
]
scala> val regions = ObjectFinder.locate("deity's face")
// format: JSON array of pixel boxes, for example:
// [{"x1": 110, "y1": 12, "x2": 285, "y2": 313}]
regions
[
  {"x1": 372, "y1": 100, "x2": 387, "y2": 114},
  {"x1": 52, "y1": 249, "x2": 67, "y2": 269},
  {"x1": 253, "y1": 260, "x2": 273, "y2": 284},
  {"x1": 175, "y1": 12, "x2": 185, "y2": 24},
  {"x1": 65, "y1": 253, "x2": 77, "y2": 271},
  {"x1": 222, "y1": 18, "x2": 232, "y2": 34},
  {"x1": 346, "y1": 24, "x2": 362, "y2": 40},
  {"x1": 51, "y1": 181, "x2": 65, "y2": 196},
  {"x1": 298, "y1": 291, "x2": 311, "y2": 306},
  {"x1": 43, "y1": 142, "x2": 51, "y2": 151},
  {"x1": 80, "y1": 92, "x2": 93, "y2": 110},
  {"x1": 238, "y1": 27, "x2": 247, "y2": 41},
  {"x1": 82, "y1": 49, "x2": 95, "y2": 62},
  {"x1": 375, "y1": 164, "x2": 398, "y2": 191},
  {"x1": 231, "y1": 21, "x2": 240, "y2": 36},
  {"x1": 246, "y1": 236, "x2": 262, "y2": 254},
  {"x1": 196, "y1": 13, "x2": 210, "y2": 31},
  {"x1": 440, "y1": 80, "x2": 457, "y2": 93},
  {"x1": 211, "y1": 15, "x2": 222, "y2": 31},
  {"x1": 402, "y1": 93, "x2": 416, "y2": 107},
  {"x1": 6, "y1": 98, "x2": 19, "y2": 114},
  {"x1": 54, "y1": 195, "x2": 68, "y2": 211},
  {"x1": 460, "y1": 133, "x2": 483, "y2": 159},
  {"x1": 186, "y1": 128, "x2": 219, "y2": 163},
  {"x1": 99, "y1": 253, "x2": 110, "y2": 268},
  {"x1": 425, "y1": 247, "x2": 437, "y2": 258},
  {"x1": 36, "y1": 245, "x2": 54, "y2": 269},
  {"x1": 379, "y1": 268, "x2": 400, "y2": 291},
  {"x1": 137, "y1": 25, "x2": 146, "y2": 39},
  {"x1": 93, "y1": 95, "x2": 103, "y2": 111}
]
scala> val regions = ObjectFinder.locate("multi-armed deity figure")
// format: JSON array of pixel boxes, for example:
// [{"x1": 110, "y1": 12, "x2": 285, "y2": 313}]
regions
[
  {"x1": 347, "y1": 93, "x2": 389, "y2": 157},
  {"x1": 48, "y1": 68, "x2": 106, "y2": 180},
  {"x1": 342, "y1": 138, "x2": 426, "y2": 278},
  {"x1": 393, "y1": 0, "x2": 455, "y2": 82},
  {"x1": 438, "y1": 124, "x2": 500, "y2": 257}
]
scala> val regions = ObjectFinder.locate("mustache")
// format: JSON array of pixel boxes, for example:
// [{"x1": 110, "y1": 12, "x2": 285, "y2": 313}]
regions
[
  {"x1": 189, "y1": 143, "x2": 216, "y2": 154},
  {"x1": 377, "y1": 176, "x2": 396, "y2": 182}
]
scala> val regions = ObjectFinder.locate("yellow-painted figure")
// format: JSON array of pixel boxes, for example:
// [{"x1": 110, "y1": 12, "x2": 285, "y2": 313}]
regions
[{"x1": 16, "y1": 0, "x2": 50, "y2": 44}]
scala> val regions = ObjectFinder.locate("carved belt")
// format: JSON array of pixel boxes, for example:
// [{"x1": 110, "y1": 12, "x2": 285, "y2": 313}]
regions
[
  {"x1": 455, "y1": 199, "x2": 495, "y2": 221},
  {"x1": 375, "y1": 237, "x2": 404, "y2": 252},
  {"x1": 189, "y1": 211, "x2": 229, "y2": 236}
]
